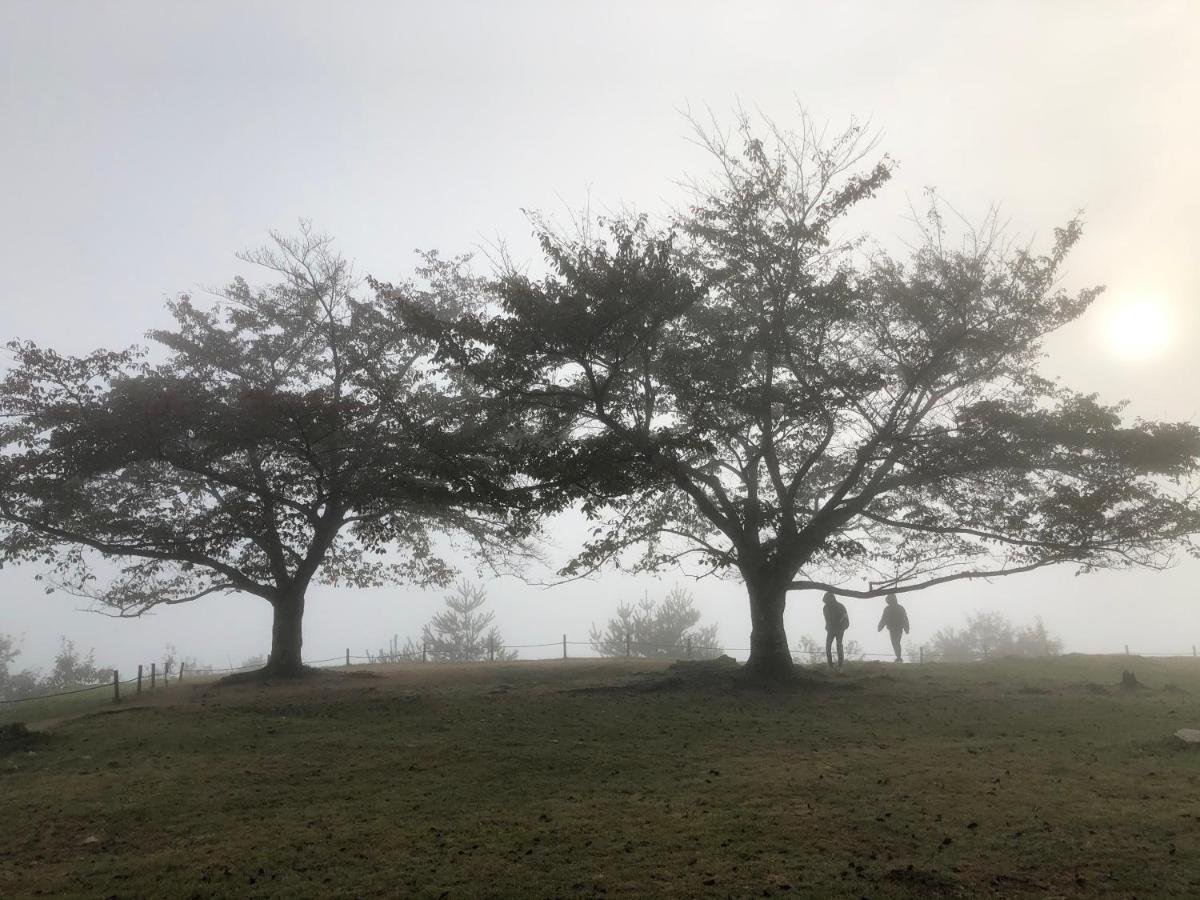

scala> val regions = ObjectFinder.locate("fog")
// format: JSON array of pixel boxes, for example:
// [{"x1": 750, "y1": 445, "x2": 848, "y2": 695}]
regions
[{"x1": 2, "y1": 0, "x2": 1198, "y2": 672}]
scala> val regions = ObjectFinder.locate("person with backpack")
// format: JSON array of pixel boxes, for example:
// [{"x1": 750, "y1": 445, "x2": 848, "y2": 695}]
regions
[
  {"x1": 877, "y1": 592, "x2": 910, "y2": 662},
  {"x1": 822, "y1": 591, "x2": 850, "y2": 670}
]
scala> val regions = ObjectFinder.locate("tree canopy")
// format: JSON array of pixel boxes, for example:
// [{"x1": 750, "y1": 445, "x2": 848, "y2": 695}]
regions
[
  {"x1": 393, "y1": 111, "x2": 1200, "y2": 678},
  {"x1": 0, "y1": 227, "x2": 531, "y2": 675}
]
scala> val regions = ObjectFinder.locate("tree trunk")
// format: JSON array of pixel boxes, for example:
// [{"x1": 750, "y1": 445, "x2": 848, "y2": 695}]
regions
[
  {"x1": 266, "y1": 590, "x2": 306, "y2": 677},
  {"x1": 743, "y1": 580, "x2": 794, "y2": 679}
]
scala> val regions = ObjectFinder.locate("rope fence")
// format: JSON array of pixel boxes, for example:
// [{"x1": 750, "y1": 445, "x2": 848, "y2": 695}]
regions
[
  {"x1": 0, "y1": 678, "x2": 127, "y2": 704},
  {"x1": 3, "y1": 636, "x2": 1197, "y2": 710}
]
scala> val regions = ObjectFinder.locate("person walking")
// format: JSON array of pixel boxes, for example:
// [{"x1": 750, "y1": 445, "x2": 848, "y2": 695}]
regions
[
  {"x1": 822, "y1": 591, "x2": 850, "y2": 670},
  {"x1": 877, "y1": 592, "x2": 910, "y2": 662}
]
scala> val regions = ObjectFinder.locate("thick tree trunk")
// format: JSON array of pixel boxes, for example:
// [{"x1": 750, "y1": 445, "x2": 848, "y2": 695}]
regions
[
  {"x1": 266, "y1": 590, "x2": 306, "y2": 677},
  {"x1": 743, "y1": 580, "x2": 795, "y2": 679}
]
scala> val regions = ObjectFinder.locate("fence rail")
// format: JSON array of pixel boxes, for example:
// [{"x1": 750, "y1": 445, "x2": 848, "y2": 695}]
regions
[{"x1": 3, "y1": 637, "x2": 1197, "y2": 711}]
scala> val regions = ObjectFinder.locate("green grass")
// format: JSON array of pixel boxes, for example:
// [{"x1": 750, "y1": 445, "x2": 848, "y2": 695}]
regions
[
  {"x1": 2, "y1": 655, "x2": 1199, "y2": 898},
  {"x1": 0, "y1": 672, "x2": 215, "y2": 727},
  {"x1": 0, "y1": 683, "x2": 116, "y2": 726}
]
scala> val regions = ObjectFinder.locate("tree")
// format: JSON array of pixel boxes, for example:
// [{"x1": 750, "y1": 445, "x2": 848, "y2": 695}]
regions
[
  {"x1": 42, "y1": 637, "x2": 107, "y2": 690},
  {"x1": 589, "y1": 585, "x2": 722, "y2": 658},
  {"x1": 1012, "y1": 618, "x2": 1063, "y2": 657},
  {"x1": 928, "y1": 611, "x2": 1063, "y2": 661},
  {"x1": 0, "y1": 226, "x2": 529, "y2": 677},
  {"x1": 394, "y1": 109, "x2": 1200, "y2": 679},
  {"x1": 419, "y1": 581, "x2": 516, "y2": 662},
  {"x1": 161, "y1": 643, "x2": 210, "y2": 677},
  {"x1": 0, "y1": 633, "x2": 17, "y2": 679},
  {"x1": 0, "y1": 633, "x2": 39, "y2": 700}
]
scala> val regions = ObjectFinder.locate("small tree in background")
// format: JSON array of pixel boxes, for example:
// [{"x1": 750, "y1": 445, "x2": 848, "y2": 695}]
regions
[
  {"x1": 1012, "y1": 618, "x2": 1064, "y2": 657},
  {"x1": 928, "y1": 611, "x2": 1062, "y2": 661},
  {"x1": 0, "y1": 633, "x2": 17, "y2": 681},
  {"x1": 590, "y1": 585, "x2": 723, "y2": 659},
  {"x1": 0, "y1": 633, "x2": 39, "y2": 700},
  {"x1": 794, "y1": 634, "x2": 865, "y2": 665},
  {"x1": 163, "y1": 643, "x2": 211, "y2": 676},
  {"x1": 373, "y1": 635, "x2": 425, "y2": 663},
  {"x1": 162, "y1": 644, "x2": 178, "y2": 678},
  {"x1": 42, "y1": 637, "x2": 107, "y2": 690},
  {"x1": 420, "y1": 581, "x2": 516, "y2": 662}
]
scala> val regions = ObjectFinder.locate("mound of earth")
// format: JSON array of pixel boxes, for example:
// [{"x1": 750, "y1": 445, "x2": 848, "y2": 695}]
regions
[
  {"x1": 652, "y1": 655, "x2": 848, "y2": 691},
  {"x1": 216, "y1": 665, "x2": 335, "y2": 686},
  {"x1": 666, "y1": 654, "x2": 741, "y2": 676},
  {"x1": 0, "y1": 721, "x2": 46, "y2": 754}
]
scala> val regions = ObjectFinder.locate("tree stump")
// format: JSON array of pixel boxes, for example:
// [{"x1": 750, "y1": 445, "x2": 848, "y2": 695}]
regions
[{"x1": 1120, "y1": 670, "x2": 1144, "y2": 690}]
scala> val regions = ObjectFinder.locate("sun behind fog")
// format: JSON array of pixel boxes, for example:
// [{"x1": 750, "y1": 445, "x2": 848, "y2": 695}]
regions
[{"x1": 1103, "y1": 298, "x2": 1172, "y2": 360}]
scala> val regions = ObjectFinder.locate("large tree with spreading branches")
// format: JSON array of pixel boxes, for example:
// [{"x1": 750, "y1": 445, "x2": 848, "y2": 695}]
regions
[
  {"x1": 392, "y1": 112, "x2": 1200, "y2": 679},
  {"x1": 0, "y1": 227, "x2": 531, "y2": 676}
]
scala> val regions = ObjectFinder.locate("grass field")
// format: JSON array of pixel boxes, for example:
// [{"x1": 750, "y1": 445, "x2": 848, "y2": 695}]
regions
[
  {"x1": 2, "y1": 655, "x2": 1199, "y2": 898},
  {"x1": 0, "y1": 682, "x2": 119, "y2": 728}
]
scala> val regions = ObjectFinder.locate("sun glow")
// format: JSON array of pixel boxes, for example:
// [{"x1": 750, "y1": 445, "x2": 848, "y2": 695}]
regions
[{"x1": 1103, "y1": 298, "x2": 1172, "y2": 361}]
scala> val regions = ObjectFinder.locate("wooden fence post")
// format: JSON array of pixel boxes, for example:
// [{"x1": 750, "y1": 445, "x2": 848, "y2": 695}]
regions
[
  {"x1": 562, "y1": 634, "x2": 567, "y2": 660},
  {"x1": 422, "y1": 642, "x2": 427, "y2": 664},
  {"x1": 346, "y1": 648, "x2": 350, "y2": 667},
  {"x1": 137, "y1": 664, "x2": 143, "y2": 696},
  {"x1": 489, "y1": 635, "x2": 495, "y2": 662},
  {"x1": 625, "y1": 633, "x2": 631, "y2": 657},
  {"x1": 112, "y1": 669, "x2": 120, "y2": 703},
  {"x1": 1125, "y1": 644, "x2": 1130, "y2": 656},
  {"x1": 687, "y1": 637, "x2": 692, "y2": 659},
  {"x1": 150, "y1": 662, "x2": 156, "y2": 690},
  {"x1": 179, "y1": 662, "x2": 186, "y2": 682}
]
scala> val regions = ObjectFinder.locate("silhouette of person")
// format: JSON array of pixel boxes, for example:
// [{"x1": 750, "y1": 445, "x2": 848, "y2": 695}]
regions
[
  {"x1": 822, "y1": 591, "x2": 850, "y2": 669},
  {"x1": 877, "y1": 592, "x2": 910, "y2": 662}
]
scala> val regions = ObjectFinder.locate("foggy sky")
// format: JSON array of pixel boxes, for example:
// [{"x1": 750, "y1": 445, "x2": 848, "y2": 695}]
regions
[{"x1": 1, "y1": 1, "x2": 1197, "y2": 671}]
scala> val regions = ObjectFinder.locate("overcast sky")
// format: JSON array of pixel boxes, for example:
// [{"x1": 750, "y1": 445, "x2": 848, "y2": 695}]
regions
[{"x1": 2, "y1": 1, "x2": 1197, "y2": 671}]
